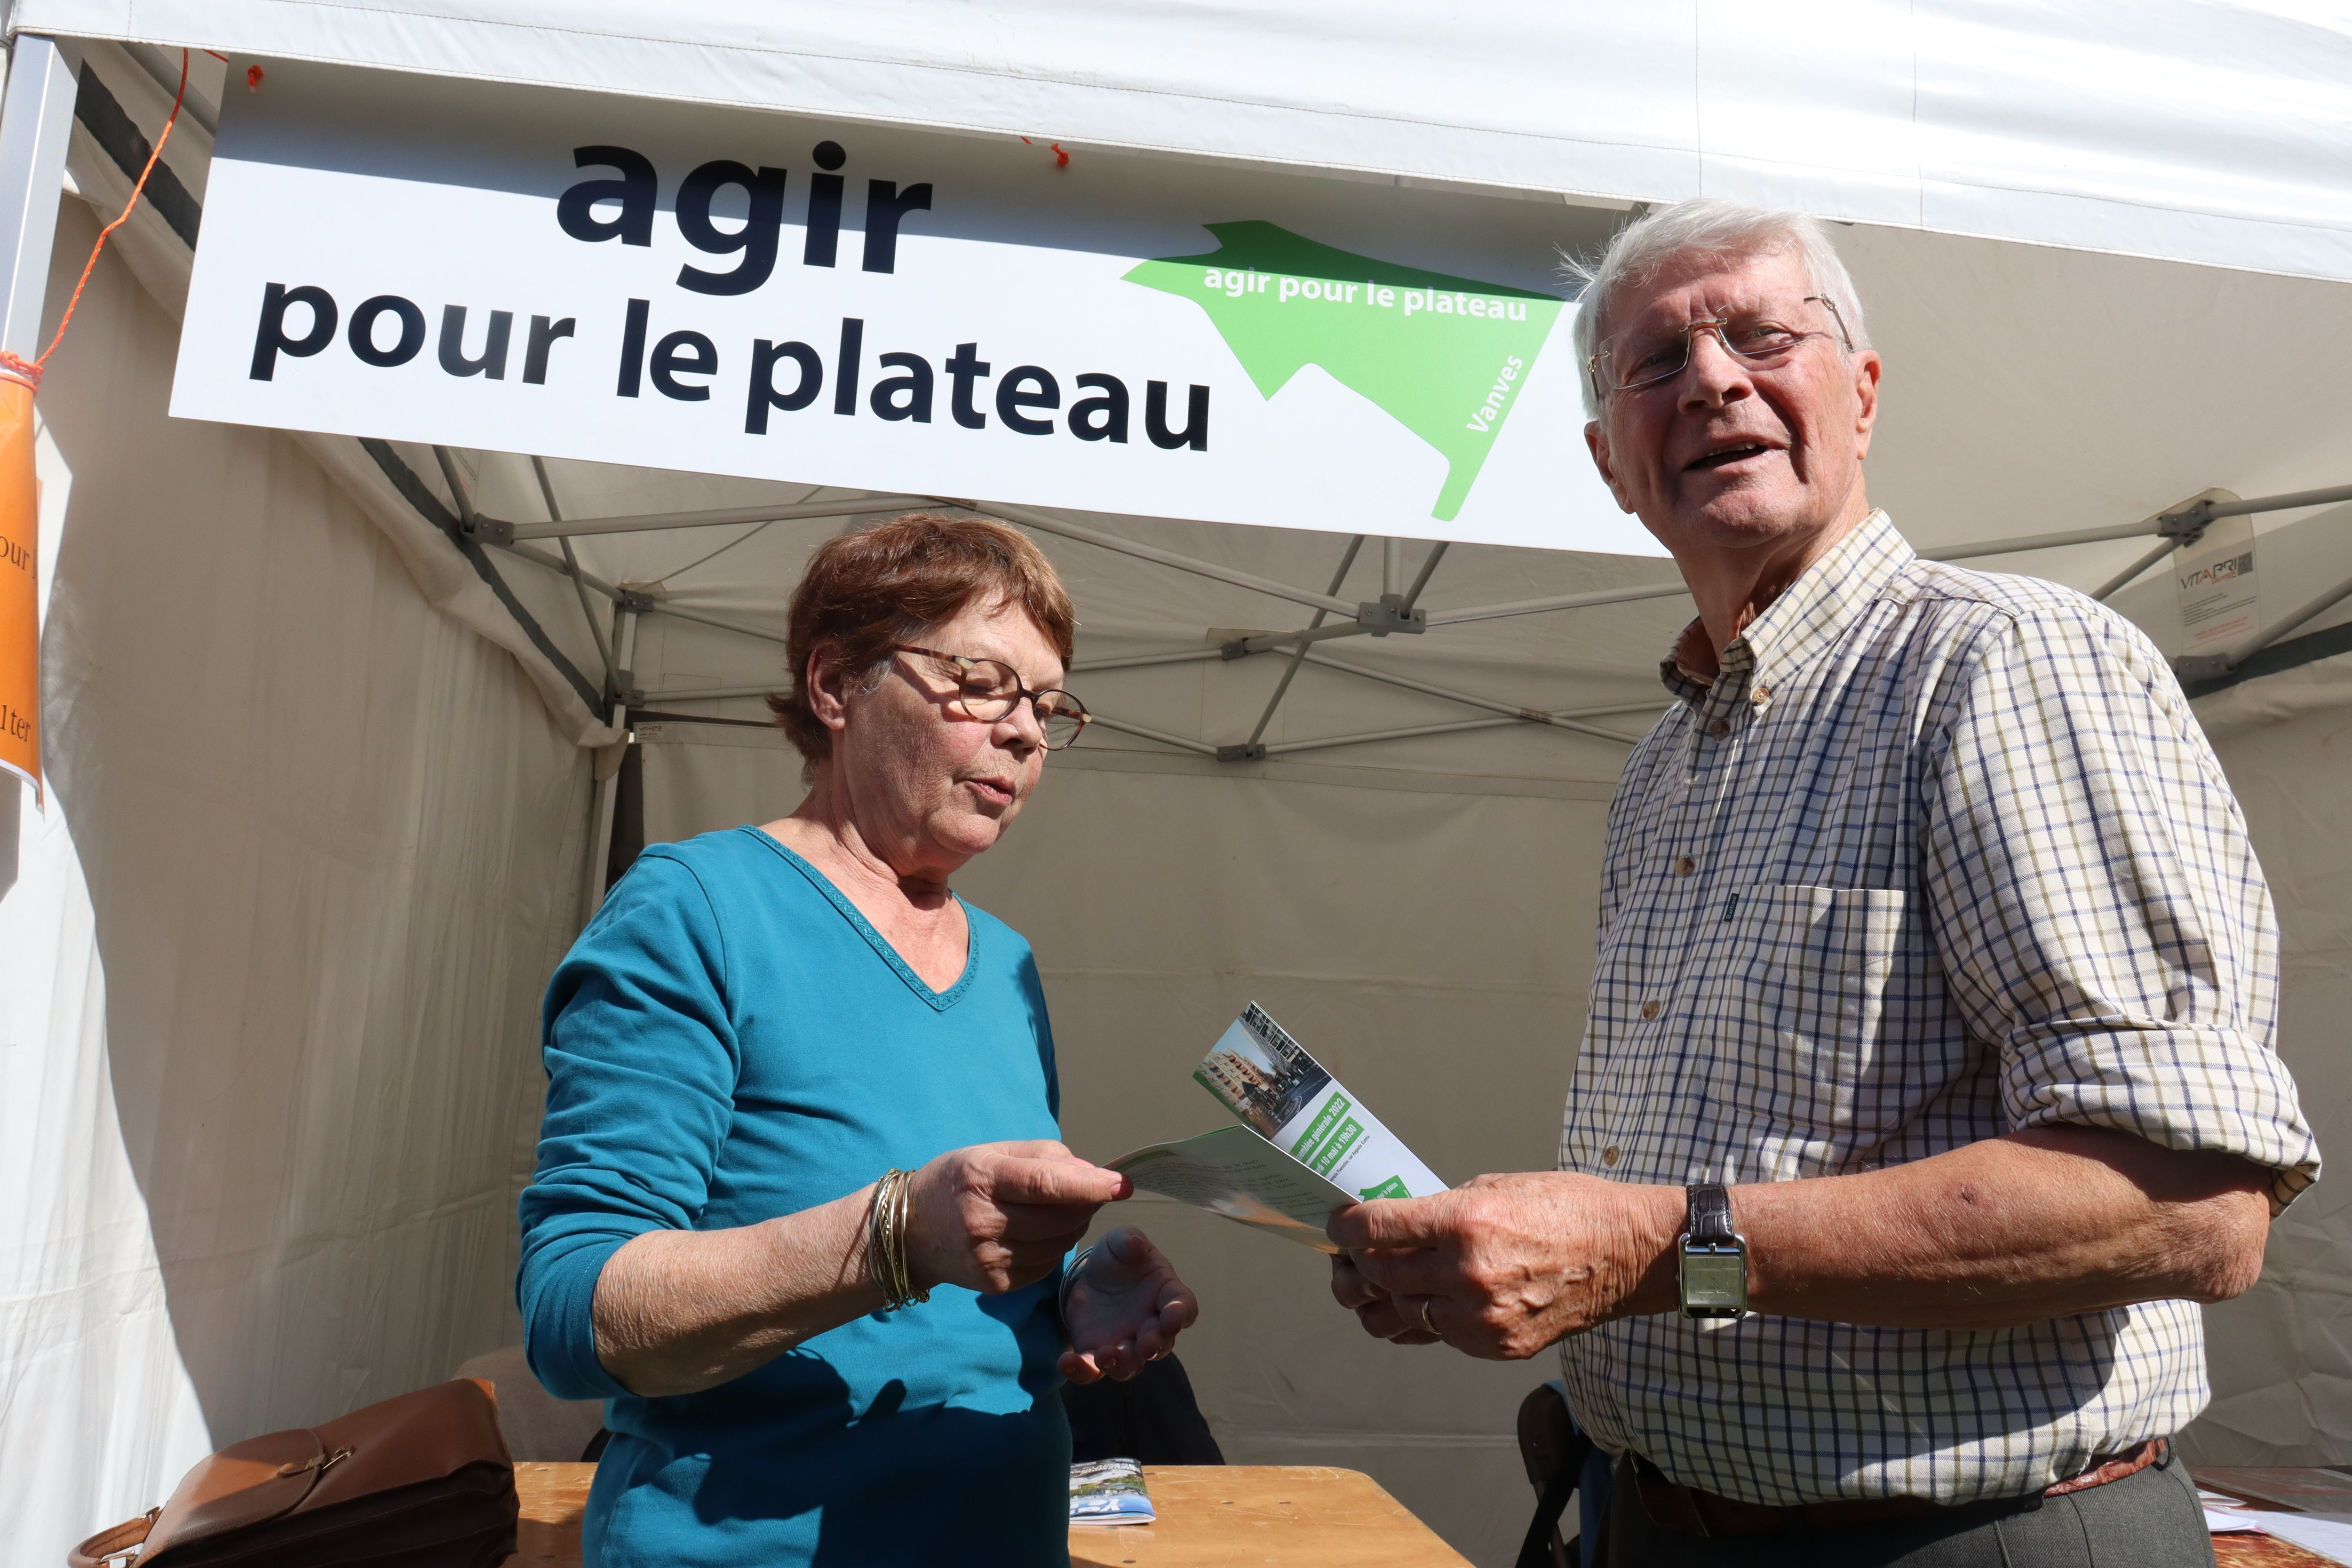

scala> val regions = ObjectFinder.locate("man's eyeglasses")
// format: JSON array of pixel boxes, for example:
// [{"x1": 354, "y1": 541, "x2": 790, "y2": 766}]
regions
[
  {"x1": 1588, "y1": 294, "x2": 1853, "y2": 400},
  {"x1": 891, "y1": 645, "x2": 1091, "y2": 750}
]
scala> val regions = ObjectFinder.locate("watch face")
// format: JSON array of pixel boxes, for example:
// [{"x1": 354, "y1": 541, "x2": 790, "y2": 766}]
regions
[{"x1": 1681, "y1": 1247, "x2": 1747, "y2": 1317}]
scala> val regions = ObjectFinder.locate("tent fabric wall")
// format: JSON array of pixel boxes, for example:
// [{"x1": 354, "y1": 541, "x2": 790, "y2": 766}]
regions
[
  {"x1": 50, "y1": 41, "x2": 620, "y2": 749},
  {"x1": 0, "y1": 200, "x2": 594, "y2": 1564},
  {"x1": 14, "y1": 4, "x2": 2352, "y2": 283},
  {"x1": 2180, "y1": 687, "x2": 2352, "y2": 1467},
  {"x1": 628, "y1": 666, "x2": 2352, "y2": 1568},
  {"x1": 637, "y1": 723, "x2": 1617, "y2": 1568}
]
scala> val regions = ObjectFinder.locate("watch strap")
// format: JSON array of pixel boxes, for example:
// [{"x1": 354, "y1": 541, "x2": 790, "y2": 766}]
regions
[{"x1": 1686, "y1": 1183, "x2": 1735, "y2": 1245}]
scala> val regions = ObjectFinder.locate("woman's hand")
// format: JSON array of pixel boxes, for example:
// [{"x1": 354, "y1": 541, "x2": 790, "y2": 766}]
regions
[
  {"x1": 905, "y1": 1140, "x2": 1129, "y2": 1296},
  {"x1": 1060, "y1": 1226, "x2": 1199, "y2": 1384}
]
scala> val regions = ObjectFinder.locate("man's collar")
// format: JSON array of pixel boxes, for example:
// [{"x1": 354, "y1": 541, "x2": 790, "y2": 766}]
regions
[{"x1": 1658, "y1": 510, "x2": 1912, "y2": 707}]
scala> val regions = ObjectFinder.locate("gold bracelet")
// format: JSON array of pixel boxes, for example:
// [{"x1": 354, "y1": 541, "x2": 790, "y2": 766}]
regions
[
  {"x1": 868, "y1": 1169, "x2": 930, "y2": 1312},
  {"x1": 894, "y1": 1168, "x2": 929, "y2": 1307},
  {"x1": 868, "y1": 1170, "x2": 901, "y2": 1309}
]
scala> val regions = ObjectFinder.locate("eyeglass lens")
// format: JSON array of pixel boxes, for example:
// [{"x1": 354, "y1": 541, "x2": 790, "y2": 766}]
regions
[
  {"x1": 1597, "y1": 299, "x2": 1841, "y2": 395},
  {"x1": 945, "y1": 656, "x2": 1089, "y2": 749}
]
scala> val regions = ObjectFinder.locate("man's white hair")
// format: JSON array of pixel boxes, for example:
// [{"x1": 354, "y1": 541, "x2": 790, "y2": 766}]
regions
[{"x1": 1565, "y1": 199, "x2": 1869, "y2": 420}]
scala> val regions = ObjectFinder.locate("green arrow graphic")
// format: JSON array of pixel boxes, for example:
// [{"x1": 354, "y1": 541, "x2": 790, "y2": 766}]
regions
[{"x1": 1126, "y1": 222, "x2": 1565, "y2": 521}]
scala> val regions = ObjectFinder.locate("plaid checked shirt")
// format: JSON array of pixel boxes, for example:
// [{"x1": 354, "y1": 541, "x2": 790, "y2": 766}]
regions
[{"x1": 1555, "y1": 510, "x2": 2319, "y2": 1506}]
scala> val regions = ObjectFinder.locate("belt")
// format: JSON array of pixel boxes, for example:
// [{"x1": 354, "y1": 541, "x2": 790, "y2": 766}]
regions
[{"x1": 1631, "y1": 1437, "x2": 2169, "y2": 1537}]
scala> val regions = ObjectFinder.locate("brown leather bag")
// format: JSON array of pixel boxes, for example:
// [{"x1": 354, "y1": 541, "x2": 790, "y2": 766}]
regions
[{"x1": 67, "y1": 1379, "x2": 518, "y2": 1568}]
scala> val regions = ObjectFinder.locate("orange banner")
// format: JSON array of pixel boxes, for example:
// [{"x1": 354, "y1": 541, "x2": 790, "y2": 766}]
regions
[{"x1": 0, "y1": 374, "x2": 38, "y2": 795}]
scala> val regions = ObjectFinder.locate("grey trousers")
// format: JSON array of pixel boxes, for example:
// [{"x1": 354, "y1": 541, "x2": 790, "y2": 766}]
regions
[{"x1": 1605, "y1": 1449, "x2": 2217, "y2": 1568}]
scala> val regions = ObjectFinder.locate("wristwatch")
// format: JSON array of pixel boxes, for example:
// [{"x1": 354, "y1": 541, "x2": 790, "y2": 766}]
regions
[{"x1": 1678, "y1": 1183, "x2": 1748, "y2": 1319}]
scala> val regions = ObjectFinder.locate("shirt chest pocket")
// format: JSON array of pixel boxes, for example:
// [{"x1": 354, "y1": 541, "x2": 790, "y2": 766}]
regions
[{"x1": 1704, "y1": 885, "x2": 1917, "y2": 1143}]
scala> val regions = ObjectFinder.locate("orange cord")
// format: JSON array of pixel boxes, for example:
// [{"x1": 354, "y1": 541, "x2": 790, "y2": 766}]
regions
[{"x1": 0, "y1": 48, "x2": 189, "y2": 390}]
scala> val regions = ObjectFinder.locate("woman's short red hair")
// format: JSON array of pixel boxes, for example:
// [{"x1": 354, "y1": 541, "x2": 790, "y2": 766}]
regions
[{"x1": 769, "y1": 512, "x2": 1077, "y2": 764}]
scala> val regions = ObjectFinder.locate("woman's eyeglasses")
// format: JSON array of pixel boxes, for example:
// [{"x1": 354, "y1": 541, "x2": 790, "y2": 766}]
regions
[{"x1": 891, "y1": 646, "x2": 1091, "y2": 750}]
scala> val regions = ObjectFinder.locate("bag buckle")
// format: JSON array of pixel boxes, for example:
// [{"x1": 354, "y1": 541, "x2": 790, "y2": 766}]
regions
[{"x1": 274, "y1": 1447, "x2": 353, "y2": 1479}]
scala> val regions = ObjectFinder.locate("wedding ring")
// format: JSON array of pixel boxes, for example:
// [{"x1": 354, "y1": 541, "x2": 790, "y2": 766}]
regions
[{"x1": 1413, "y1": 1296, "x2": 1439, "y2": 1337}]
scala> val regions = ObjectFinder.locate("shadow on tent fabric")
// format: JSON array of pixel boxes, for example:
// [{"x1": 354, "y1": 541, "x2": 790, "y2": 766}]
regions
[
  {"x1": 1062, "y1": 1353, "x2": 1225, "y2": 1465},
  {"x1": 1518, "y1": 1379, "x2": 1611, "y2": 1568}
]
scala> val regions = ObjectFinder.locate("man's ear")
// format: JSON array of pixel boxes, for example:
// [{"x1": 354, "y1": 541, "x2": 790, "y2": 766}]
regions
[
  {"x1": 1585, "y1": 420, "x2": 1636, "y2": 514},
  {"x1": 804, "y1": 643, "x2": 853, "y2": 734},
  {"x1": 1850, "y1": 349, "x2": 1883, "y2": 461}
]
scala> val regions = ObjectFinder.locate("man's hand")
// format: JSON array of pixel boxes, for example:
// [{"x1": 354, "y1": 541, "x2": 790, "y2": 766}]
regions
[
  {"x1": 1326, "y1": 1173, "x2": 1680, "y2": 1360},
  {"x1": 1061, "y1": 1226, "x2": 1199, "y2": 1384},
  {"x1": 1323, "y1": 1130, "x2": 2275, "y2": 1360}
]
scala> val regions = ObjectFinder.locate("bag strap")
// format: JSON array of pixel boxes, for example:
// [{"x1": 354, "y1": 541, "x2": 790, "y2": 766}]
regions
[
  {"x1": 67, "y1": 1509, "x2": 158, "y2": 1568},
  {"x1": 1515, "y1": 1427, "x2": 1591, "y2": 1568}
]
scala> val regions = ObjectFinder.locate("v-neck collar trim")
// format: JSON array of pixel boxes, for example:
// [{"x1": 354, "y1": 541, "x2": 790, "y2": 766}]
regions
[{"x1": 739, "y1": 827, "x2": 978, "y2": 1012}]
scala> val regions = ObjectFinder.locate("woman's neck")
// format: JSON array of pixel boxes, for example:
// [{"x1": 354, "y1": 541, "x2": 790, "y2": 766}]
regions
[{"x1": 769, "y1": 768, "x2": 957, "y2": 910}]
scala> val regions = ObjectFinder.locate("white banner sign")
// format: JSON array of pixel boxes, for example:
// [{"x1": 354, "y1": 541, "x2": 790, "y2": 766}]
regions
[{"x1": 170, "y1": 61, "x2": 1650, "y2": 554}]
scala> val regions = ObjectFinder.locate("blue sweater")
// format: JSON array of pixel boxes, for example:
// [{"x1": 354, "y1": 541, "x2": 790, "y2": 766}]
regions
[{"x1": 518, "y1": 827, "x2": 1072, "y2": 1568}]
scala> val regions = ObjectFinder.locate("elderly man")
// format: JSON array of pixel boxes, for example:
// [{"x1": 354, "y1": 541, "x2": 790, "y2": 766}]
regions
[{"x1": 1328, "y1": 199, "x2": 2319, "y2": 1566}]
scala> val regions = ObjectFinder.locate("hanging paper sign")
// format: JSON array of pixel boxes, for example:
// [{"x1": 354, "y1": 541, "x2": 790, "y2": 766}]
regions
[
  {"x1": 0, "y1": 374, "x2": 37, "y2": 795},
  {"x1": 166, "y1": 59, "x2": 1651, "y2": 555},
  {"x1": 2176, "y1": 512, "x2": 2260, "y2": 651}
]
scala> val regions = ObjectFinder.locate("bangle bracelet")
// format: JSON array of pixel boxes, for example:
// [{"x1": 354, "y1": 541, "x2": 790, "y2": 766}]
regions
[{"x1": 867, "y1": 1168, "x2": 930, "y2": 1312}]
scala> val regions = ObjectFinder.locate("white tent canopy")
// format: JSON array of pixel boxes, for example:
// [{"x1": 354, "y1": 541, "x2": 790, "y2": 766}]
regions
[
  {"x1": 3, "y1": 16, "x2": 2351, "y2": 1568},
  {"x1": 16, "y1": 0, "x2": 2352, "y2": 283}
]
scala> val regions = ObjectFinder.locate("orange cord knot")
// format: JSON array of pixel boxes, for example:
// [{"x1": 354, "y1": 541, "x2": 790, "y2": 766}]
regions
[{"x1": 0, "y1": 353, "x2": 41, "y2": 391}]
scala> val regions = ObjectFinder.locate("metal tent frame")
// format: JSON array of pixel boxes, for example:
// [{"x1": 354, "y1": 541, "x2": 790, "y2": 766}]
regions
[{"x1": 6, "y1": 32, "x2": 2352, "y2": 922}]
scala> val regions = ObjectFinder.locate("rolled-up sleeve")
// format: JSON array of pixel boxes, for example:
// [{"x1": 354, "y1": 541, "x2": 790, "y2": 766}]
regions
[
  {"x1": 517, "y1": 853, "x2": 739, "y2": 1400},
  {"x1": 1921, "y1": 606, "x2": 2319, "y2": 1210}
]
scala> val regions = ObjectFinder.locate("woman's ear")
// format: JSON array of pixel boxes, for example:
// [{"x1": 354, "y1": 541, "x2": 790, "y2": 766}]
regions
[{"x1": 805, "y1": 643, "x2": 853, "y2": 734}]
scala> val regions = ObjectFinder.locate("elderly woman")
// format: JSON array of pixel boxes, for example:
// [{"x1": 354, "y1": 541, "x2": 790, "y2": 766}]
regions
[{"x1": 518, "y1": 513, "x2": 1197, "y2": 1568}]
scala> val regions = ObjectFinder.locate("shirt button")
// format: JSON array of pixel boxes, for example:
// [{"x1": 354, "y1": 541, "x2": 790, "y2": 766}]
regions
[
  {"x1": 1601, "y1": 1145, "x2": 1621, "y2": 1168},
  {"x1": 1674, "y1": 856, "x2": 1696, "y2": 877},
  {"x1": 1751, "y1": 685, "x2": 1772, "y2": 704},
  {"x1": 1640, "y1": 1000, "x2": 1661, "y2": 1019},
  {"x1": 1708, "y1": 718, "x2": 1731, "y2": 738}
]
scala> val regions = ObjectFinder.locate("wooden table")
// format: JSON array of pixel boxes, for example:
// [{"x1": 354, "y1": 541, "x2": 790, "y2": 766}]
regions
[
  {"x1": 505, "y1": 1462, "x2": 1470, "y2": 1568},
  {"x1": 2197, "y1": 1467, "x2": 2352, "y2": 1568},
  {"x1": 1069, "y1": 1467, "x2": 1470, "y2": 1568},
  {"x1": 509, "y1": 1463, "x2": 594, "y2": 1568}
]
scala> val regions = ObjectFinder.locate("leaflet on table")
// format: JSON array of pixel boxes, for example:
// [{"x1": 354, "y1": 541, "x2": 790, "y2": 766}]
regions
[
  {"x1": 1070, "y1": 1458, "x2": 1155, "y2": 1525},
  {"x1": 1105, "y1": 1002, "x2": 1446, "y2": 1252}
]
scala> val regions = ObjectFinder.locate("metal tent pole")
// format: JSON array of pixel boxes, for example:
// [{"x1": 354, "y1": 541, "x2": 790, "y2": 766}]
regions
[
  {"x1": 1424, "y1": 579, "x2": 1689, "y2": 627},
  {"x1": 532, "y1": 456, "x2": 618, "y2": 690},
  {"x1": 1080, "y1": 713, "x2": 1222, "y2": 756},
  {"x1": 1246, "y1": 535, "x2": 1364, "y2": 748},
  {"x1": 1263, "y1": 700, "x2": 1662, "y2": 756},
  {"x1": 583, "y1": 611, "x2": 639, "y2": 923},
  {"x1": 497, "y1": 540, "x2": 622, "y2": 600},
  {"x1": 0, "y1": 36, "x2": 77, "y2": 362},
  {"x1": 1922, "y1": 520, "x2": 2158, "y2": 561},
  {"x1": 2091, "y1": 538, "x2": 2180, "y2": 603},
  {"x1": 1070, "y1": 647, "x2": 1228, "y2": 674},
  {"x1": 650, "y1": 600, "x2": 790, "y2": 645},
  {"x1": 1400, "y1": 542, "x2": 1449, "y2": 610},
  {"x1": 1300, "y1": 651, "x2": 1647, "y2": 742},
  {"x1": 642, "y1": 683, "x2": 780, "y2": 702},
  {"x1": 971, "y1": 499, "x2": 1358, "y2": 617},
  {"x1": 2201, "y1": 482, "x2": 2352, "y2": 521},
  {"x1": 2229, "y1": 571, "x2": 2352, "y2": 663},
  {"x1": 510, "y1": 494, "x2": 930, "y2": 541}
]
